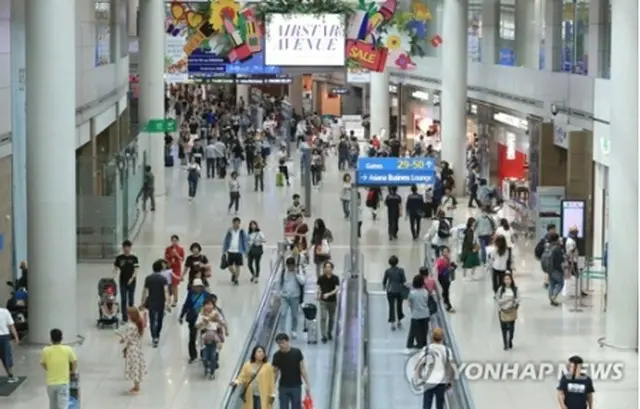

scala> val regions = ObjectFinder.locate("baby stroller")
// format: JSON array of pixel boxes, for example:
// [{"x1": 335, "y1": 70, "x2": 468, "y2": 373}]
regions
[
  {"x1": 302, "y1": 303, "x2": 318, "y2": 344},
  {"x1": 97, "y1": 278, "x2": 119, "y2": 328}
]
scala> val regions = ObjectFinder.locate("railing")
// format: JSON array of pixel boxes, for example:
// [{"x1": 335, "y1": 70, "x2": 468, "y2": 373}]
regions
[
  {"x1": 329, "y1": 277, "x2": 352, "y2": 409},
  {"x1": 220, "y1": 242, "x2": 288, "y2": 409},
  {"x1": 424, "y1": 243, "x2": 476, "y2": 409}
]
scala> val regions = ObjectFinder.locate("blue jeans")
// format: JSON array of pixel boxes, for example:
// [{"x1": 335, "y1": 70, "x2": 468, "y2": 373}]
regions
[
  {"x1": 478, "y1": 235, "x2": 492, "y2": 264},
  {"x1": 341, "y1": 199, "x2": 350, "y2": 218},
  {"x1": 278, "y1": 386, "x2": 302, "y2": 409},
  {"x1": 548, "y1": 272, "x2": 564, "y2": 299},
  {"x1": 281, "y1": 296, "x2": 299, "y2": 332},
  {"x1": 232, "y1": 157, "x2": 242, "y2": 173},
  {"x1": 148, "y1": 307, "x2": 165, "y2": 339},
  {"x1": 0, "y1": 334, "x2": 14, "y2": 374},
  {"x1": 202, "y1": 343, "x2": 218, "y2": 373},
  {"x1": 120, "y1": 283, "x2": 135, "y2": 321},
  {"x1": 252, "y1": 395, "x2": 262, "y2": 409},
  {"x1": 188, "y1": 179, "x2": 198, "y2": 198},
  {"x1": 422, "y1": 383, "x2": 446, "y2": 409}
]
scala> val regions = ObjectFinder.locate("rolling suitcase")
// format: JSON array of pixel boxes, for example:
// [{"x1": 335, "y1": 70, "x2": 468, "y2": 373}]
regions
[
  {"x1": 165, "y1": 155, "x2": 174, "y2": 167},
  {"x1": 302, "y1": 303, "x2": 318, "y2": 344}
]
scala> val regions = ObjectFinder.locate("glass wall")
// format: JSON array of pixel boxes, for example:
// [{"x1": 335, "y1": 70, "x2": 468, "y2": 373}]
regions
[{"x1": 561, "y1": 0, "x2": 589, "y2": 74}]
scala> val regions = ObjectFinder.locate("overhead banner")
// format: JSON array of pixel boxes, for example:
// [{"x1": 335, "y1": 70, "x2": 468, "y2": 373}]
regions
[
  {"x1": 265, "y1": 14, "x2": 346, "y2": 66},
  {"x1": 164, "y1": 1, "x2": 279, "y2": 83}
]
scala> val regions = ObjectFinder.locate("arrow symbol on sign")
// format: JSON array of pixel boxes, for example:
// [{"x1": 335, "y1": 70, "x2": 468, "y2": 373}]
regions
[{"x1": 362, "y1": 175, "x2": 369, "y2": 181}]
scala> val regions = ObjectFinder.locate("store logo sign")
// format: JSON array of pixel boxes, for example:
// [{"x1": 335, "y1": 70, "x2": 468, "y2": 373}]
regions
[
  {"x1": 554, "y1": 126, "x2": 568, "y2": 149},
  {"x1": 412, "y1": 91, "x2": 429, "y2": 101},
  {"x1": 494, "y1": 112, "x2": 528, "y2": 130}
]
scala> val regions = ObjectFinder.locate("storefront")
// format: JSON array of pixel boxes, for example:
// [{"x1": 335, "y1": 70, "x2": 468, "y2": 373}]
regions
[{"x1": 393, "y1": 85, "x2": 441, "y2": 148}]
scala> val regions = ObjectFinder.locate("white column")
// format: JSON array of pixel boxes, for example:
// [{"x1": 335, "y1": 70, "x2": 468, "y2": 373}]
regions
[
  {"x1": 26, "y1": 0, "x2": 77, "y2": 344},
  {"x1": 543, "y1": 0, "x2": 563, "y2": 71},
  {"x1": 605, "y1": 0, "x2": 638, "y2": 349},
  {"x1": 236, "y1": 84, "x2": 250, "y2": 107},
  {"x1": 128, "y1": 0, "x2": 139, "y2": 36},
  {"x1": 139, "y1": 0, "x2": 166, "y2": 195},
  {"x1": 481, "y1": 0, "x2": 500, "y2": 65},
  {"x1": 587, "y1": 0, "x2": 610, "y2": 77},
  {"x1": 441, "y1": 0, "x2": 468, "y2": 196},
  {"x1": 515, "y1": 0, "x2": 542, "y2": 68},
  {"x1": 368, "y1": 71, "x2": 390, "y2": 138}
]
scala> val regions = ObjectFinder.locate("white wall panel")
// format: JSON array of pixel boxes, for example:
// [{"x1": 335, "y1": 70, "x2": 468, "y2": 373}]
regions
[
  {"x1": 76, "y1": 122, "x2": 91, "y2": 147},
  {"x1": 118, "y1": 95, "x2": 127, "y2": 114},
  {"x1": 592, "y1": 121, "x2": 610, "y2": 167},
  {"x1": 94, "y1": 106, "x2": 116, "y2": 135}
]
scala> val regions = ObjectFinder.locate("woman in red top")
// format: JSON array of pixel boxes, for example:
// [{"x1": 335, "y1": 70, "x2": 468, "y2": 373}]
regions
[{"x1": 164, "y1": 234, "x2": 185, "y2": 307}]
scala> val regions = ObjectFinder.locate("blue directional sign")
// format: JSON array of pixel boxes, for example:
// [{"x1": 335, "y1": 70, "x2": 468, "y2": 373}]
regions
[{"x1": 356, "y1": 157, "x2": 437, "y2": 186}]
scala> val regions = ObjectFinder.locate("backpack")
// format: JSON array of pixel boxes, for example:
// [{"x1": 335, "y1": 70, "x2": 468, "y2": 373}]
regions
[
  {"x1": 534, "y1": 238, "x2": 546, "y2": 259},
  {"x1": 437, "y1": 219, "x2": 451, "y2": 239},
  {"x1": 540, "y1": 246, "x2": 555, "y2": 273}
]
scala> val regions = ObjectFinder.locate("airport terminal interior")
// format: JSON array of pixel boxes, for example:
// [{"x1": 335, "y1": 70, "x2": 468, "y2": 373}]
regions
[{"x1": 0, "y1": 0, "x2": 638, "y2": 408}]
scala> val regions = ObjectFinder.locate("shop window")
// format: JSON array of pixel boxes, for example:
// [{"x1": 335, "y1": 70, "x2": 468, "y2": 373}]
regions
[
  {"x1": 560, "y1": 0, "x2": 589, "y2": 75},
  {"x1": 95, "y1": 0, "x2": 114, "y2": 66}
]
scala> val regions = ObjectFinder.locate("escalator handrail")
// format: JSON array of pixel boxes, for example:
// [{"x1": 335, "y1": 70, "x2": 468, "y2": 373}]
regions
[
  {"x1": 424, "y1": 245, "x2": 476, "y2": 409},
  {"x1": 220, "y1": 253, "x2": 285, "y2": 409},
  {"x1": 329, "y1": 279, "x2": 350, "y2": 409}
]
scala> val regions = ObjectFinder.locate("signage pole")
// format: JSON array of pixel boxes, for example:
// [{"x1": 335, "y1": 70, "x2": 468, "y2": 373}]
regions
[
  {"x1": 303, "y1": 155, "x2": 312, "y2": 217},
  {"x1": 396, "y1": 83, "x2": 403, "y2": 140},
  {"x1": 349, "y1": 184, "x2": 360, "y2": 276}
]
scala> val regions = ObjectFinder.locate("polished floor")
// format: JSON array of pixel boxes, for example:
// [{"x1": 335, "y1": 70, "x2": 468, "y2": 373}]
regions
[{"x1": 3, "y1": 150, "x2": 635, "y2": 409}]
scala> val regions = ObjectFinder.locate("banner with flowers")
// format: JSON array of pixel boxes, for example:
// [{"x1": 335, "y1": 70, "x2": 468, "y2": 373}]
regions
[{"x1": 345, "y1": 0, "x2": 440, "y2": 72}]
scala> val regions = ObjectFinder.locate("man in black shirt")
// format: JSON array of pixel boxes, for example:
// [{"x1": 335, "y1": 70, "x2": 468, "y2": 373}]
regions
[
  {"x1": 384, "y1": 187, "x2": 402, "y2": 240},
  {"x1": 316, "y1": 261, "x2": 340, "y2": 343},
  {"x1": 405, "y1": 184, "x2": 426, "y2": 240},
  {"x1": 557, "y1": 355, "x2": 595, "y2": 409},
  {"x1": 113, "y1": 240, "x2": 139, "y2": 322},
  {"x1": 272, "y1": 333, "x2": 311, "y2": 409},
  {"x1": 143, "y1": 259, "x2": 170, "y2": 347}
]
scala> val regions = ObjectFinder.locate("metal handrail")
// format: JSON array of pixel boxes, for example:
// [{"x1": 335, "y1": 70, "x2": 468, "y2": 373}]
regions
[
  {"x1": 329, "y1": 278, "x2": 349, "y2": 409},
  {"x1": 220, "y1": 244, "x2": 286, "y2": 409},
  {"x1": 424, "y1": 243, "x2": 476, "y2": 409}
]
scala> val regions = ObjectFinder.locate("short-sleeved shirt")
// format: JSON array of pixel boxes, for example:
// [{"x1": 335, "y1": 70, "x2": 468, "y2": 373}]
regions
[
  {"x1": 272, "y1": 348, "x2": 304, "y2": 388},
  {"x1": 557, "y1": 375, "x2": 594, "y2": 409},
  {"x1": 114, "y1": 254, "x2": 139, "y2": 284},
  {"x1": 316, "y1": 274, "x2": 340, "y2": 303},
  {"x1": 144, "y1": 273, "x2": 168, "y2": 309},
  {"x1": 40, "y1": 345, "x2": 77, "y2": 385}
]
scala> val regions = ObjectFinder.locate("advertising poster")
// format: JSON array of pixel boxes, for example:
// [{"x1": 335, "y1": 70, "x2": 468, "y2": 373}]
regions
[
  {"x1": 345, "y1": 0, "x2": 434, "y2": 71},
  {"x1": 264, "y1": 14, "x2": 346, "y2": 66},
  {"x1": 346, "y1": 67, "x2": 371, "y2": 83},
  {"x1": 164, "y1": 1, "x2": 279, "y2": 81}
]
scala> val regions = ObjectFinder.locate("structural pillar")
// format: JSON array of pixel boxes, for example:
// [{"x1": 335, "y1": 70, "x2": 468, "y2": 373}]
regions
[
  {"x1": 236, "y1": 84, "x2": 250, "y2": 108},
  {"x1": 480, "y1": 0, "x2": 500, "y2": 65},
  {"x1": 289, "y1": 76, "x2": 304, "y2": 115},
  {"x1": 587, "y1": 0, "x2": 610, "y2": 77},
  {"x1": 139, "y1": 0, "x2": 166, "y2": 195},
  {"x1": 128, "y1": 0, "x2": 139, "y2": 36},
  {"x1": 543, "y1": 0, "x2": 563, "y2": 71},
  {"x1": 11, "y1": 0, "x2": 27, "y2": 278},
  {"x1": 605, "y1": 0, "x2": 638, "y2": 349},
  {"x1": 26, "y1": 0, "x2": 78, "y2": 344},
  {"x1": 368, "y1": 71, "x2": 390, "y2": 138},
  {"x1": 515, "y1": 0, "x2": 542, "y2": 69},
  {"x1": 441, "y1": 0, "x2": 468, "y2": 196}
]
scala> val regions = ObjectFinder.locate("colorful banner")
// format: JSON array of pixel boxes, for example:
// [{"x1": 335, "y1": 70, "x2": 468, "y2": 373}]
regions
[
  {"x1": 345, "y1": 0, "x2": 436, "y2": 71},
  {"x1": 164, "y1": 0, "x2": 279, "y2": 82}
]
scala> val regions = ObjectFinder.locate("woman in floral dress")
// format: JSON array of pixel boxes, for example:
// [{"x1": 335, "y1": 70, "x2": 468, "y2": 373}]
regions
[{"x1": 120, "y1": 306, "x2": 146, "y2": 394}]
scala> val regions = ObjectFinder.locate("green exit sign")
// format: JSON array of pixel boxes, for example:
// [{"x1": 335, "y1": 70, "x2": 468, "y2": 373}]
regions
[{"x1": 144, "y1": 118, "x2": 177, "y2": 133}]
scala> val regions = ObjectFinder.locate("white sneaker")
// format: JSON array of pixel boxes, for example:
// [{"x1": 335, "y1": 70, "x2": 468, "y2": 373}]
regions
[{"x1": 7, "y1": 376, "x2": 19, "y2": 383}]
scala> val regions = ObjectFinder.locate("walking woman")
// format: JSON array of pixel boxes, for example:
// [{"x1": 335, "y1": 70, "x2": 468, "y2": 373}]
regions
[
  {"x1": 179, "y1": 278, "x2": 210, "y2": 363},
  {"x1": 119, "y1": 307, "x2": 146, "y2": 394},
  {"x1": 488, "y1": 235, "x2": 511, "y2": 293},
  {"x1": 247, "y1": 220, "x2": 266, "y2": 283},
  {"x1": 406, "y1": 275, "x2": 431, "y2": 352},
  {"x1": 382, "y1": 255, "x2": 407, "y2": 330},
  {"x1": 434, "y1": 247, "x2": 456, "y2": 313},
  {"x1": 340, "y1": 173, "x2": 352, "y2": 218},
  {"x1": 414, "y1": 328, "x2": 454, "y2": 409},
  {"x1": 495, "y1": 274, "x2": 519, "y2": 350},
  {"x1": 196, "y1": 297, "x2": 228, "y2": 378},
  {"x1": 228, "y1": 171, "x2": 241, "y2": 215},
  {"x1": 231, "y1": 345, "x2": 276, "y2": 409},
  {"x1": 311, "y1": 218, "x2": 333, "y2": 277},
  {"x1": 164, "y1": 235, "x2": 185, "y2": 307},
  {"x1": 460, "y1": 217, "x2": 481, "y2": 280}
]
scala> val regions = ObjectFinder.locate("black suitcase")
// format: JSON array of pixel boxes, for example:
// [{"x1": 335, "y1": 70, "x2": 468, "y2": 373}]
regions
[{"x1": 165, "y1": 155, "x2": 174, "y2": 167}]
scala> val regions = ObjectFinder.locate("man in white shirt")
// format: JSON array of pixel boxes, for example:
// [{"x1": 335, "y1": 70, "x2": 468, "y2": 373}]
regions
[{"x1": 0, "y1": 307, "x2": 20, "y2": 383}]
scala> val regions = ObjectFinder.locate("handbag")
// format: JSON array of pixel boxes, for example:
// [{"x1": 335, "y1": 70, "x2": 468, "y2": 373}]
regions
[
  {"x1": 239, "y1": 364, "x2": 264, "y2": 402},
  {"x1": 499, "y1": 308, "x2": 518, "y2": 322},
  {"x1": 400, "y1": 285, "x2": 410, "y2": 300},
  {"x1": 220, "y1": 254, "x2": 229, "y2": 270},
  {"x1": 249, "y1": 245, "x2": 264, "y2": 257},
  {"x1": 314, "y1": 239, "x2": 330, "y2": 256}
]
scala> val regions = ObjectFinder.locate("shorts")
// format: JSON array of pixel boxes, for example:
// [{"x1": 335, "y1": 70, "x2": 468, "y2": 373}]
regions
[{"x1": 227, "y1": 252, "x2": 243, "y2": 267}]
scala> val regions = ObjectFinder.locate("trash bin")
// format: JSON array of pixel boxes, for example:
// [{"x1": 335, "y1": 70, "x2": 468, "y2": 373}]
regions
[{"x1": 68, "y1": 372, "x2": 79, "y2": 409}]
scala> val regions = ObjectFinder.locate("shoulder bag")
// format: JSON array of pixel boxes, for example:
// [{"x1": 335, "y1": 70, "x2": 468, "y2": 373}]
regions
[{"x1": 240, "y1": 364, "x2": 264, "y2": 402}]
